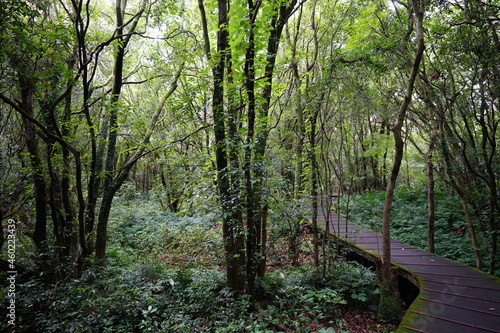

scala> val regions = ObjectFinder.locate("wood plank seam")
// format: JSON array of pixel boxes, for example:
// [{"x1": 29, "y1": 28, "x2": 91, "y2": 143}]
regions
[{"x1": 309, "y1": 208, "x2": 500, "y2": 332}]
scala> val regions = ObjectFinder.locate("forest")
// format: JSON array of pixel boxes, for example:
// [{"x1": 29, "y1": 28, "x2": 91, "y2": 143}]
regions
[{"x1": 0, "y1": 0, "x2": 499, "y2": 332}]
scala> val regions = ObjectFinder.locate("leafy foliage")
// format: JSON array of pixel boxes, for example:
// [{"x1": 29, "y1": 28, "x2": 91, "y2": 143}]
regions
[
  {"x1": 2, "y1": 0, "x2": 498, "y2": 331},
  {"x1": 1, "y1": 260, "x2": 385, "y2": 333},
  {"x1": 108, "y1": 194, "x2": 223, "y2": 268}
]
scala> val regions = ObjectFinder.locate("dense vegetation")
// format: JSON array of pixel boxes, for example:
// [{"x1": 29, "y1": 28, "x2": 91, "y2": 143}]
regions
[
  {"x1": 1, "y1": 0, "x2": 499, "y2": 331},
  {"x1": 2, "y1": 195, "x2": 394, "y2": 332}
]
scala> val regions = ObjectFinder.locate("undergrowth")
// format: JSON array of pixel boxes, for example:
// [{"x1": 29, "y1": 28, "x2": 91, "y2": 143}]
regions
[
  {"x1": 1, "y1": 260, "x2": 389, "y2": 332},
  {"x1": 1, "y1": 195, "x2": 397, "y2": 332}
]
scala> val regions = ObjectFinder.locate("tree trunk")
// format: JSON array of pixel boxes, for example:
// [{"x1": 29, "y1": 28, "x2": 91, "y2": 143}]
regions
[
  {"x1": 244, "y1": 24, "x2": 258, "y2": 296},
  {"x1": 457, "y1": 192, "x2": 483, "y2": 270},
  {"x1": 478, "y1": 75, "x2": 498, "y2": 275},
  {"x1": 95, "y1": 0, "x2": 125, "y2": 265},
  {"x1": 19, "y1": 80, "x2": 48, "y2": 255},
  {"x1": 95, "y1": 0, "x2": 147, "y2": 265},
  {"x1": 211, "y1": 0, "x2": 246, "y2": 291},
  {"x1": 427, "y1": 143, "x2": 435, "y2": 253},
  {"x1": 310, "y1": 113, "x2": 319, "y2": 268},
  {"x1": 379, "y1": 0, "x2": 425, "y2": 321}
]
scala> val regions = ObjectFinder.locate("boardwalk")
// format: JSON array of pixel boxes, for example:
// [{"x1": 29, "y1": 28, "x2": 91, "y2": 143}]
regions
[{"x1": 314, "y1": 211, "x2": 500, "y2": 333}]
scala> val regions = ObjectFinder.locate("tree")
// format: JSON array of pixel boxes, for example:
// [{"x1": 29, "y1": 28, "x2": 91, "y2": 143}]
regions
[
  {"x1": 199, "y1": 0, "x2": 300, "y2": 295},
  {"x1": 0, "y1": 0, "x2": 186, "y2": 275},
  {"x1": 379, "y1": 0, "x2": 425, "y2": 321},
  {"x1": 95, "y1": 0, "x2": 151, "y2": 265},
  {"x1": 410, "y1": 0, "x2": 500, "y2": 273},
  {"x1": 0, "y1": 1, "x2": 83, "y2": 271}
]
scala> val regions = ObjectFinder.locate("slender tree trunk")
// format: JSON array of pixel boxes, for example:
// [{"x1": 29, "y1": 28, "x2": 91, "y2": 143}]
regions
[
  {"x1": 68, "y1": 0, "x2": 99, "y2": 259},
  {"x1": 382, "y1": 0, "x2": 425, "y2": 281},
  {"x1": 457, "y1": 192, "x2": 483, "y2": 270},
  {"x1": 478, "y1": 76, "x2": 498, "y2": 275},
  {"x1": 244, "y1": 13, "x2": 258, "y2": 296},
  {"x1": 284, "y1": 7, "x2": 308, "y2": 267},
  {"x1": 426, "y1": 146, "x2": 435, "y2": 253},
  {"x1": 226, "y1": 63, "x2": 247, "y2": 288},
  {"x1": 20, "y1": 83, "x2": 48, "y2": 255},
  {"x1": 285, "y1": 8, "x2": 306, "y2": 198},
  {"x1": 15, "y1": 76, "x2": 49, "y2": 258},
  {"x1": 440, "y1": 124, "x2": 484, "y2": 269},
  {"x1": 61, "y1": 79, "x2": 77, "y2": 256},
  {"x1": 310, "y1": 110, "x2": 319, "y2": 268},
  {"x1": 211, "y1": 0, "x2": 246, "y2": 291},
  {"x1": 199, "y1": 0, "x2": 246, "y2": 291},
  {"x1": 379, "y1": 0, "x2": 425, "y2": 321},
  {"x1": 258, "y1": 204, "x2": 268, "y2": 277},
  {"x1": 95, "y1": 0, "x2": 125, "y2": 265},
  {"x1": 252, "y1": 0, "x2": 299, "y2": 290},
  {"x1": 95, "y1": 0, "x2": 148, "y2": 265}
]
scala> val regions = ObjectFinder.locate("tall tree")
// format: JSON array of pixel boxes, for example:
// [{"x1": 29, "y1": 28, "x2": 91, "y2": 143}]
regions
[
  {"x1": 379, "y1": 0, "x2": 425, "y2": 321},
  {"x1": 199, "y1": 0, "x2": 299, "y2": 294},
  {"x1": 95, "y1": 0, "x2": 149, "y2": 265},
  {"x1": 410, "y1": 0, "x2": 500, "y2": 273}
]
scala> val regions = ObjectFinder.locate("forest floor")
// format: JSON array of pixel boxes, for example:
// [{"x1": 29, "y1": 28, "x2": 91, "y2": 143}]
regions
[
  {"x1": 160, "y1": 222, "x2": 402, "y2": 332},
  {"x1": 339, "y1": 307, "x2": 398, "y2": 333},
  {"x1": 3, "y1": 187, "x2": 490, "y2": 332},
  {"x1": 2, "y1": 197, "x2": 402, "y2": 332}
]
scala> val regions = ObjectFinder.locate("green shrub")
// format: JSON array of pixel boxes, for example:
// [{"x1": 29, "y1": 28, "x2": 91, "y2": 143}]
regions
[{"x1": 107, "y1": 198, "x2": 223, "y2": 268}]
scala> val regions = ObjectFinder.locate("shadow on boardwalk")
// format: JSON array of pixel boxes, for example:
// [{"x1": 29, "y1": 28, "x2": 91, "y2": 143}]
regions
[{"x1": 312, "y1": 209, "x2": 500, "y2": 333}]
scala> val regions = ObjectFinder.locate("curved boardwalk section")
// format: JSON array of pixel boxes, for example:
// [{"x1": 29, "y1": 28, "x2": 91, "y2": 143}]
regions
[{"x1": 315, "y1": 211, "x2": 500, "y2": 332}]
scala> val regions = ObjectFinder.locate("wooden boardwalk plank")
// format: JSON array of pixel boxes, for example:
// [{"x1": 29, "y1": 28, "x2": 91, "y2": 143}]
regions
[
  {"x1": 311, "y1": 209, "x2": 500, "y2": 332},
  {"x1": 422, "y1": 280, "x2": 500, "y2": 303},
  {"x1": 421, "y1": 289, "x2": 500, "y2": 310}
]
